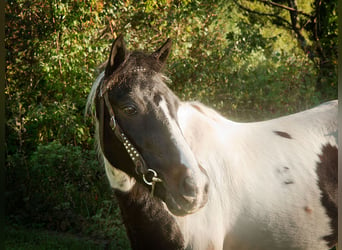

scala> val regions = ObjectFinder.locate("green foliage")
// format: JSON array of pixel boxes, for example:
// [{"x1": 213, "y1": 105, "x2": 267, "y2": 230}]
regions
[
  {"x1": 6, "y1": 141, "x2": 130, "y2": 247},
  {"x1": 170, "y1": 16, "x2": 320, "y2": 120},
  {"x1": 7, "y1": 142, "x2": 102, "y2": 223},
  {"x1": 233, "y1": 0, "x2": 338, "y2": 98},
  {"x1": 87, "y1": 200, "x2": 131, "y2": 249},
  {"x1": 29, "y1": 142, "x2": 100, "y2": 213},
  {"x1": 5, "y1": 0, "x2": 104, "y2": 155}
]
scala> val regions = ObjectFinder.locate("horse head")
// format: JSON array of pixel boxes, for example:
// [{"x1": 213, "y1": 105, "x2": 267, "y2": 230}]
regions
[{"x1": 94, "y1": 35, "x2": 209, "y2": 216}]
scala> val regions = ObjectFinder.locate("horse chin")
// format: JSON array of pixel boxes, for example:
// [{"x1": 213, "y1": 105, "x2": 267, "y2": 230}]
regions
[{"x1": 164, "y1": 193, "x2": 207, "y2": 217}]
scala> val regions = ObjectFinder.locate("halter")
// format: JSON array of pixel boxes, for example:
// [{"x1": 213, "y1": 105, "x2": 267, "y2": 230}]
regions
[{"x1": 98, "y1": 68, "x2": 162, "y2": 196}]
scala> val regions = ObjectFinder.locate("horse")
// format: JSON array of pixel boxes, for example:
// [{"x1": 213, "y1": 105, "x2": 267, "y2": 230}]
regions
[{"x1": 86, "y1": 35, "x2": 338, "y2": 250}]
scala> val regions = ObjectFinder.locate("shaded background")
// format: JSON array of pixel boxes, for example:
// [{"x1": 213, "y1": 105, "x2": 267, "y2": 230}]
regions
[{"x1": 5, "y1": 0, "x2": 337, "y2": 249}]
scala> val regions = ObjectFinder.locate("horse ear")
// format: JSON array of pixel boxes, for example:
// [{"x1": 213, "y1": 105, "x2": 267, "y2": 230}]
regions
[
  {"x1": 152, "y1": 38, "x2": 172, "y2": 69},
  {"x1": 105, "y1": 34, "x2": 127, "y2": 77}
]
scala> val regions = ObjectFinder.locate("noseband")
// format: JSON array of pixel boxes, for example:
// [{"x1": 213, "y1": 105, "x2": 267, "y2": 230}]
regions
[{"x1": 98, "y1": 73, "x2": 162, "y2": 196}]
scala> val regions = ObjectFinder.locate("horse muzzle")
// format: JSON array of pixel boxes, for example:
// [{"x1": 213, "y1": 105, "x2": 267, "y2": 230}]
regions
[{"x1": 162, "y1": 164, "x2": 209, "y2": 216}]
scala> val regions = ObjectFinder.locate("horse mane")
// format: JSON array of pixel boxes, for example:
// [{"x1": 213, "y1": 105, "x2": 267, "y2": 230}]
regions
[{"x1": 85, "y1": 69, "x2": 137, "y2": 191}]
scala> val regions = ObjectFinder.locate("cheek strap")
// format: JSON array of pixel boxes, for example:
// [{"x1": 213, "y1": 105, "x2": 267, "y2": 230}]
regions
[{"x1": 99, "y1": 90, "x2": 163, "y2": 196}]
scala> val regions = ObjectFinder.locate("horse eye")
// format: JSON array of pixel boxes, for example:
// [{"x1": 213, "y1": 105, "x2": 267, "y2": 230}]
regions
[{"x1": 122, "y1": 105, "x2": 137, "y2": 115}]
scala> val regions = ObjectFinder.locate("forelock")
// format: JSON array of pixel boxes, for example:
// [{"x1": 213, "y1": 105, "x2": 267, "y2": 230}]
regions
[{"x1": 103, "y1": 51, "x2": 163, "y2": 91}]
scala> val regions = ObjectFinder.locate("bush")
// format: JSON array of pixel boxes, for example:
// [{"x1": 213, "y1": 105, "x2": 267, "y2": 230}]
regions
[
  {"x1": 170, "y1": 42, "x2": 320, "y2": 121},
  {"x1": 6, "y1": 140, "x2": 130, "y2": 247},
  {"x1": 7, "y1": 142, "x2": 106, "y2": 229}
]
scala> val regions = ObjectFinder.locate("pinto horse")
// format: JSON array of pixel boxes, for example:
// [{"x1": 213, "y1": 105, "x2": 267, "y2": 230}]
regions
[{"x1": 86, "y1": 35, "x2": 338, "y2": 250}]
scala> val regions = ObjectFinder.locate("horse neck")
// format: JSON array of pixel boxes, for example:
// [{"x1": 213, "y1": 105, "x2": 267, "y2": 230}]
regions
[
  {"x1": 178, "y1": 102, "x2": 239, "y2": 181},
  {"x1": 174, "y1": 102, "x2": 242, "y2": 249},
  {"x1": 114, "y1": 183, "x2": 184, "y2": 250}
]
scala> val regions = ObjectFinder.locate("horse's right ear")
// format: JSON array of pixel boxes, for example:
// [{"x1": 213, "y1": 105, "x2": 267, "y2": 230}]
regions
[
  {"x1": 152, "y1": 38, "x2": 172, "y2": 70},
  {"x1": 105, "y1": 34, "x2": 127, "y2": 77}
]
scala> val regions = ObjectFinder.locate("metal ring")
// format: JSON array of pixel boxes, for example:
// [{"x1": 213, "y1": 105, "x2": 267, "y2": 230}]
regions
[
  {"x1": 143, "y1": 169, "x2": 158, "y2": 186},
  {"x1": 110, "y1": 116, "x2": 116, "y2": 129}
]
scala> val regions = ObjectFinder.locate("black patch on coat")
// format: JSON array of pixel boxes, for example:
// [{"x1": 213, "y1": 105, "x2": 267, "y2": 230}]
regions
[
  {"x1": 115, "y1": 183, "x2": 184, "y2": 250},
  {"x1": 273, "y1": 131, "x2": 293, "y2": 139},
  {"x1": 316, "y1": 143, "x2": 338, "y2": 248},
  {"x1": 276, "y1": 166, "x2": 294, "y2": 185},
  {"x1": 153, "y1": 93, "x2": 162, "y2": 105}
]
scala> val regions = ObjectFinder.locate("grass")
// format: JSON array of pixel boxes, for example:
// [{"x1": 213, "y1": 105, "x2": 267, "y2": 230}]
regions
[
  {"x1": 5, "y1": 224, "x2": 115, "y2": 250},
  {"x1": 5, "y1": 223, "x2": 337, "y2": 250},
  {"x1": 5, "y1": 225, "x2": 337, "y2": 250}
]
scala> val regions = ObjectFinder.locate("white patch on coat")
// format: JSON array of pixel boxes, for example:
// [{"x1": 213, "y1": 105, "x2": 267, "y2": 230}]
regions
[
  {"x1": 158, "y1": 97, "x2": 198, "y2": 169},
  {"x1": 103, "y1": 155, "x2": 136, "y2": 191},
  {"x1": 172, "y1": 100, "x2": 337, "y2": 250}
]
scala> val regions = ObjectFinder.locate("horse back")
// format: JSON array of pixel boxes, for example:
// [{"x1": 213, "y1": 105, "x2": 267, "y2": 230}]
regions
[{"x1": 229, "y1": 100, "x2": 338, "y2": 249}]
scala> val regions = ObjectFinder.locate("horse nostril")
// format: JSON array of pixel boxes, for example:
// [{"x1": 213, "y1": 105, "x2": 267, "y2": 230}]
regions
[{"x1": 180, "y1": 176, "x2": 197, "y2": 201}]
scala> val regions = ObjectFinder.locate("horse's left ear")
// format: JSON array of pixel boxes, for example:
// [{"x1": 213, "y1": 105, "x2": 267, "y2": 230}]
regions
[
  {"x1": 105, "y1": 34, "x2": 128, "y2": 77},
  {"x1": 152, "y1": 38, "x2": 172, "y2": 69}
]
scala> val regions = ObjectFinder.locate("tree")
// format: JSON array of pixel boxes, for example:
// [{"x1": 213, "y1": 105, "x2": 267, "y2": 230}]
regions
[{"x1": 233, "y1": 0, "x2": 337, "y2": 98}]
